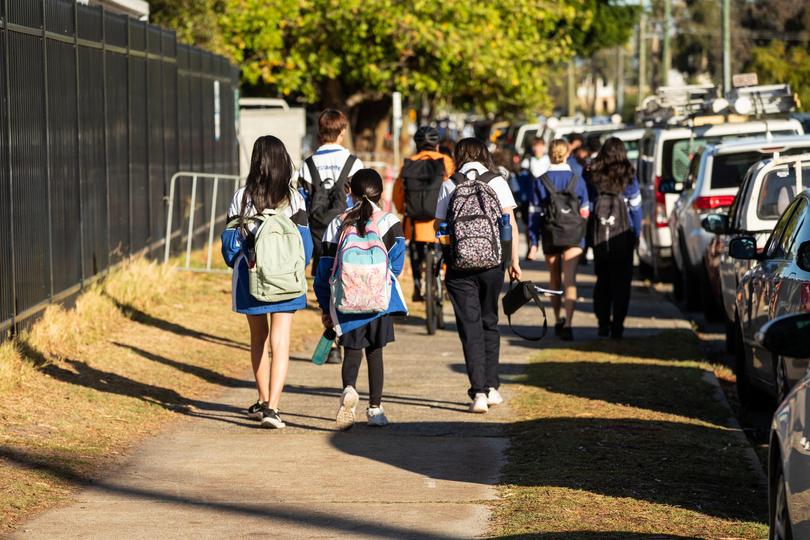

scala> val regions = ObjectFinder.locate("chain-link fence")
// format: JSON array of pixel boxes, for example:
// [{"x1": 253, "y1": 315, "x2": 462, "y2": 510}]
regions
[{"x1": 0, "y1": 0, "x2": 239, "y2": 334}]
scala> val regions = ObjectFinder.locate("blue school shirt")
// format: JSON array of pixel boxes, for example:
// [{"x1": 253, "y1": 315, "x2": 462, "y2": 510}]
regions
[{"x1": 528, "y1": 163, "x2": 590, "y2": 247}]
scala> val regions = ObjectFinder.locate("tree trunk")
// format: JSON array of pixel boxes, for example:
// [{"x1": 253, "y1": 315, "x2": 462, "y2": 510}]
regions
[{"x1": 349, "y1": 97, "x2": 392, "y2": 159}]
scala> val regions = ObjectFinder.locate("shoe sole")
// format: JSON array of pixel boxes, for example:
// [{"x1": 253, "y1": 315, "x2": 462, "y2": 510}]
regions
[
  {"x1": 470, "y1": 404, "x2": 488, "y2": 414},
  {"x1": 336, "y1": 390, "x2": 359, "y2": 430},
  {"x1": 260, "y1": 418, "x2": 286, "y2": 429}
]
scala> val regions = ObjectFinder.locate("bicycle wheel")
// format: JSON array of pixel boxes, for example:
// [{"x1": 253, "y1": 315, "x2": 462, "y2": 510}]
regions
[{"x1": 425, "y1": 248, "x2": 437, "y2": 335}]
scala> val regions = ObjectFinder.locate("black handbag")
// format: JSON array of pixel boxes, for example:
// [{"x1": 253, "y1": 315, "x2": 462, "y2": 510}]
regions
[{"x1": 501, "y1": 278, "x2": 549, "y2": 341}]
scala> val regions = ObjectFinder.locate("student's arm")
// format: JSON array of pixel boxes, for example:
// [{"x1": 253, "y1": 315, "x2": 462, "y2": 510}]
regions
[
  {"x1": 527, "y1": 179, "x2": 543, "y2": 247},
  {"x1": 313, "y1": 220, "x2": 340, "y2": 312},
  {"x1": 383, "y1": 218, "x2": 406, "y2": 277},
  {"x1": 625, "y1": 176, "x2": 643, "y2": 238},
  {"x1": 576, "y1": 178, "x2": 590, "y2": 219},
  {"x1": 220, "y1": 227, "x2": 242, "y2": 268},
  {"x1": 290, "y1": 197, "x2": 313, "y2": 265},
  {"x1": 503, "y1": 205, "x2": 521, "y2": 280}
]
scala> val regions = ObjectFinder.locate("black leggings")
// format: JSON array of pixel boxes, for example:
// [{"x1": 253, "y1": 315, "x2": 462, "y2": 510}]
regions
[{"x1": 342, "y1": 347, "x2": 384, "y2": 406}]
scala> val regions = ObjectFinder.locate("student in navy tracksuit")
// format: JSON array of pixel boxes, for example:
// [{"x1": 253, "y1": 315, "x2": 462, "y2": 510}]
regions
[
  {"x1": 586, "y1": 137, "x2": 642, "y2": 339},
  {"x1": 221, "y1": 136, "x2": 313, "y2": 429},
  {"x1": 527, "y1": 139, "x2": 590, "y2": 341},
  {"x1": 314, "y1": 169, "x2": 407, "y2": 430}
]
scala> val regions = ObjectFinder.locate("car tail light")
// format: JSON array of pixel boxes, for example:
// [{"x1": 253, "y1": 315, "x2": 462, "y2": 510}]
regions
[
  {"x1": 654, "y1": 176, "x2": 668, "y2": 228},
  {"x1": 692, "y1": 195, "x2": 735, "y2": 211}
]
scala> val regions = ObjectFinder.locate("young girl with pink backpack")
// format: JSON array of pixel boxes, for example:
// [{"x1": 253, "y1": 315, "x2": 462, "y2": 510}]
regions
[{"x1": 313, "y1": 169, "x2": 407, "y2": 430}]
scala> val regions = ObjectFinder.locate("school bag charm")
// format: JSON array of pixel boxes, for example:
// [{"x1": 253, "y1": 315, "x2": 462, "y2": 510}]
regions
[
  {"x1": 446, "y1": 171, "x2": 502, "y2": 271},
  {"x1": 330, "y1": 211, "x2": 391, "y2": 314},
  {"x1": 243, "y1": 208, "x2": 307, "y2": 302},
  {"x1": 538, "y1": 173, "x2": 586, "y2": 247}
]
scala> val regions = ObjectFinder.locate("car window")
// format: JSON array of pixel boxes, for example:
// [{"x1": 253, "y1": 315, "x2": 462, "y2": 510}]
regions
[
  {"x1": 765, "y1": 197, "x2": 802, "y2": 259},
  {"x1": 710, "y1": 151, "x2": 771, "y2": 189},
  {"x1": 758, "y1": 165, "x2": 798, "y2": 220},
  {"x1": 727, "y1": 168, "x2": 754, "y2": 228},
  {"x1": 624, "y1": 140, "x2": 640, "y2": 161},
  {"x1": 784, "y1": 199, "x2": 808, "y2": 258},
  {"x1": 686, "y1": 152, "x2": 702, "y2": 187}
]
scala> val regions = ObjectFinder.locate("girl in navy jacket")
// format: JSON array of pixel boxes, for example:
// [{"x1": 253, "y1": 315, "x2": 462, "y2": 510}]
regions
[{"x1": 221, "y1": 136, "x2": 313, "y2": 429}]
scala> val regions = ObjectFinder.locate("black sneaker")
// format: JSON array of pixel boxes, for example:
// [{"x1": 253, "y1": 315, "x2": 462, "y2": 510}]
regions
[
  {"x1": 598, "y1": 324, "x2": 610, "y2": 337},
  {"x1": 611, "y1": 326, "x2": 624, "y2": 340},
  {"x1": 261, "y1": 407, "x2": 286, "y2": 429},
  {"x1": 326, "y1": 347, "x2": 342, "y2": 364},
  {"x1": 246, "y1": 400, "x2": 264, "y2": 420},
  {"x1": 554, "y1": 318, "x2": 567, "y2": 337},
  {"x1": 559, "y1": 326, "x2": 574, "y2": 341}
]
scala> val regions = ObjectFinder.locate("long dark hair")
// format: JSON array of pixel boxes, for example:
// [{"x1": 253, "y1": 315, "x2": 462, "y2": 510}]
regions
[
  {"x1": 453, "y1": 137, "x2": 496, "y2": 172},
  {"x1": 241, "y1": 135, "x2": 293, "y2": 227},
  {"x1": 588, "y1": 137, "x2": 635, "y2": 193},
  {"x1": 343, "y1": 169, "x2": 383, "y2": 236}
]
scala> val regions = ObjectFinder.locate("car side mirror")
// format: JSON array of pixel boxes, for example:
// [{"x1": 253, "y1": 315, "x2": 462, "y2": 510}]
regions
[
  {"x1": 798, "y1": 241, "x2": 810, "y2": 272},
  {"x1": 755, "y1": 313, "x2": 810, "y2": 358},
  {"x1": 728, "y1": 236, "x2": 758, "y2": 260},
  {"x1": 658, "y1": 180, "x2": 683, "y2": 194},
  {"x1": 701, "y1": 214, "x2": 729, "y2": 235}
]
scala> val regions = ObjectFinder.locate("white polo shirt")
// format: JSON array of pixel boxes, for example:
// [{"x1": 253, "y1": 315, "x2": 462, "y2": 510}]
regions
[{"x1": 435, "y1": 161, "x2": 517, "y2": 220}]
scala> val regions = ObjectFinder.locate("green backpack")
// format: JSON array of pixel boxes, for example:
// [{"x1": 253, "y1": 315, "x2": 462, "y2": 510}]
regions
[{"x1": 239, "y1": 207, "x2": 307, "y2": 303}]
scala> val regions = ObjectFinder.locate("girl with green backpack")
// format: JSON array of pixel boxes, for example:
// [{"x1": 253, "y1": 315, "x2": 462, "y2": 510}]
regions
[{"x1": 221, "y1": 136, "x2": 313, "y2": 429}]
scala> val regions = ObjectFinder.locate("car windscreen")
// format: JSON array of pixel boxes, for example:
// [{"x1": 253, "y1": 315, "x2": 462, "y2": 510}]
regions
[
  {"x1": 758, "y1": 166, "x2": 799, "y2": 220},
  {"x1": 662, "y1": 130, "x2": 798, "y2": 181}
]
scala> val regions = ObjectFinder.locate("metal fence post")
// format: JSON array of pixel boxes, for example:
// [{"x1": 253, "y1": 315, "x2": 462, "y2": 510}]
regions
[
  {"x1": 74, "y1": 0, "x2": 85, "y2": 286},
  {"x1": 185, "y1": 174, "x2": 198, "y2": 268},
  {"x1": 205, "y1": 176, "x2": 218, "y2": 270},
  {"x1": 3, "y1": 0, "x2": 17, "y2": 332},
  {"x1": 42, "y1": 0, "x2": 54, "y2": 299},
  {"x1": 163, "y1": 173, "x2": 177, "y2": 264}
]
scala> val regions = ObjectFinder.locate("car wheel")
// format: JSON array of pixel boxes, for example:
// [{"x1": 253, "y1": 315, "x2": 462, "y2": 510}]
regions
[
  {"x1": 775, "y1": 357, "x2": 791, "y2": 405},
  {"x1": 725, "y1": 320, "x2": 736, "y2": 355},
  {"x1": 699, "y1": 264, "x2": 725, "y2": 322},
  {"x1": 672, "y1": 264, "x2": 684, "y2": 301},
  {"x1": 734, "y1": 316, "x2": 754, "y2": 406},
  {"x1": 770, "y1": 451, "x2": 793, "y2": 540},
  {"x1": 680, "y1": 238, "x2": 701, "y2": 310}
]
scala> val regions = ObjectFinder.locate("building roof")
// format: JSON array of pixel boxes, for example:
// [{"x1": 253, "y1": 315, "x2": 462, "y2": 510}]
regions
[{"x1": 79, "y1": 0, "x2": 150, "y2": 20}]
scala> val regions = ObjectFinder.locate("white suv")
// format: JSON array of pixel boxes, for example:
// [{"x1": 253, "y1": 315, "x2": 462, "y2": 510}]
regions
[
  {"x1": 669, "y1": 136, "x2": 810, "y2": 316},
  {"x1": 636, "y1": 119, "x2": 803, "y2": 277}
]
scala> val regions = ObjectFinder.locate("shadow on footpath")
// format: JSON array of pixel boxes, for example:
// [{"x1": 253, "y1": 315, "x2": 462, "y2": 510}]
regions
[
  {"x1": 495, "y1": 534, "x2": 700, "y2": 539},
  {"x1": 0, "y1": 447, "x2": 459, "y2": 540},
  {"x1": 330, "y1": 416, "x2": 765, "y2": 524}
]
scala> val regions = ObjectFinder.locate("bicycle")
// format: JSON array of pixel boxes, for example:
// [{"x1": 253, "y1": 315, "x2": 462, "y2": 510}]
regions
[{"x1": 423, "y1": 243, "x2": 445, "y2": 335}]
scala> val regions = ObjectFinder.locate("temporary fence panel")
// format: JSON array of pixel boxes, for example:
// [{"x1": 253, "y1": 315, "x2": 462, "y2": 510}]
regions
[{"x1": 0, "y1": 0, "x2": 239, "y2": 334}]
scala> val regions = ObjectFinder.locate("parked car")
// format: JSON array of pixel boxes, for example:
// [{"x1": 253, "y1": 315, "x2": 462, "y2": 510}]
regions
[
  {"x1": 669, "y1": 136, "x2": 810, "y2": 317},
  {"x1": 600, "y1": 127, "x2": 645, "y2": 161},
  {"x1": 759, "y1": 312, "x2": 810, "y2": 540},
  {"x1": 729, "y1": 189, "x2": 810, "y2": 404},
  {"x1": 636, "y1": 118, "x2": 803, "y2": 278},
  {"x1": 703, "y1": 153, "x2": 810, "y2": 352}
]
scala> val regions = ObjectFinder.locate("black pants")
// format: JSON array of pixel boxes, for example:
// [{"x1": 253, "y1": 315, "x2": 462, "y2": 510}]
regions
[
  {"x1": 409, "y1": 241, "x2": 428, "y2": 292},
  {"x1": 445, "y1": 266, "x2": 503, "y2": 398},
  {"x1": 593, "y1": 237, "x2": 634, "y2": 331},
  {"x1": 310, "y1": 227, "x2": 325, "y2": 276},
  {"x1": 342, "y1": 347, "x2": 384, "y2": 406}
]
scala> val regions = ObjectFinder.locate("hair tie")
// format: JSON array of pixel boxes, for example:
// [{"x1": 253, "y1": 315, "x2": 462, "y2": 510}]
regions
[{"x1": 362, "y1": 194, "x2": 370, "y2": 201}]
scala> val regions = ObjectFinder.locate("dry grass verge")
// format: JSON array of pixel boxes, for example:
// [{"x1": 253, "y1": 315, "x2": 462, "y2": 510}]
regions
[
  {"x1": 0, "y1": 256, "x2": 321, "y2": 531},
  {"x1": 490, "y1": 330, "x2": 769, "y2": 539}
]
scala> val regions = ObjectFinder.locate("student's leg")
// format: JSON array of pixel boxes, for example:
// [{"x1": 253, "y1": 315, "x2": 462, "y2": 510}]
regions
[
  {"x1": 545, "y1": 253, "x2": 562, "y2": 322},
  {"x1": 611, "y1": 246, "x2": 635, "y2": 333},
  {"x1": 561, "y1": 247, "x2": 583, "y2": 327},
  {"x1": 365, "y1": 346, "x2": 384, "y2": 407},
  {"x1": 341, "y1": 347, "x2": 363, "y2": 390},
  {"x1": 310, "y1": 230, "x2": 323, "y2": 276},
  {"x1": 445, "y1": 272, "x2": 487, "y2": 398},
  {"x1": 266, "y1": 312, "x2": 294, "y2": 410},
  {"x1": 409, "y1": 241, "x2": 426, "y2": 299},
  {"x1": 247, "y1": 314, "x2": 271, "y2": 403},
  {"x1": 592, "y1": 248, "x2": 611, "y2": 328},
  {"x1": 479, "y1": 267, "x2": 503, "y2": 393}
]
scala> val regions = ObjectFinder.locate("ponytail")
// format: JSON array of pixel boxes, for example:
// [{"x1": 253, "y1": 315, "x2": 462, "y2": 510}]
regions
[
  {"x1": 344, "y1": 196, "x2": 375, "y2": 236},
  {"x1": 342, "y1": 169, "x2": 384, "y2": 237}
]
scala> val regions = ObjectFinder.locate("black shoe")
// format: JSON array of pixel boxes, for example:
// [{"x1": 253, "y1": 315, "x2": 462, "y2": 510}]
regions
[
  {"x1": 554, "y1": 318, "x2": 567, "y2": 337},
  {"x1": 261, "y1": 407, "x2": 286, "y2": 429},
  {"x1": 327, "y1": 348, "x2": 342, "y2": 364},
  {"x1": 412, "y1": 288, "x2": 424, "y2": 302},
  {"x1": 611, "y1": 327, "x2": 624, "y2": 340},
  {"x1": 246, "y1": 400, "x2": 264, "y2": 420},
  {"x1": 598, "y1": 324, "x2": 610, "y2": 337},
  {"x1": 559, "y1": 326, "x2": 574, "y2": 341}
]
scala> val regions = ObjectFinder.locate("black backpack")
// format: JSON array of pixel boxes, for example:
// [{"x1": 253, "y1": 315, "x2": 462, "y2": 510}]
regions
[
  {"x1": 590, "y1": 191, "x2": 631, "y2": 251},
  {"x1": 400, "y1": 158, "x2": 446, "y2": 220},
  {"x1": 305, "y1": 155, "x2": 357, "y2": 232},
  {"x1": 538, "y1": 173, "x2": 586, "y2": 247}
]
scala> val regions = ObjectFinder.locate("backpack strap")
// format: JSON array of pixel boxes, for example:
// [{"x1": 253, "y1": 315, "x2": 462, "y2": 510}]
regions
[
  {"x1": 538, "y1": 173, "x2": 556, "y2": 196},
  {"x1": 564, "y1": 172, "x2": 580, "y2": 195},
  {"x1": 305, "y1": 156, "x2": 321, "y2": 186},
  {"x1": 336, "y1": 155, "x2": 357, "y2": 187},
  {"x1": 504, "y1": 278, "x2": 548, "y2": 342}
]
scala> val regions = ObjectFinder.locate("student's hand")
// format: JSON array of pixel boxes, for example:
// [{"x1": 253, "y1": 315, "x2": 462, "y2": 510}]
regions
[
  {"x1": 526, "y1": 245, "x2": 538, "y2": 261},
  {"x1": 321, "y1": 312, "x2": 333, "y2": 328},
  {"x1": 509, "y1": 260, "x2": 522, "y2": 281}
]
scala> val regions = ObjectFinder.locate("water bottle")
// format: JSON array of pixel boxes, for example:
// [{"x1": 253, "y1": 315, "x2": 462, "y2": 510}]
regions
[
  {"x1": 500, "y1": 214, "x2": 512, "y2": 268},
  {"x1": 436, "y1": 222, "x2": 451, "y2": 246},
  {"x1": 311, "y1": 328, "x2": 337, "y2": 365}
]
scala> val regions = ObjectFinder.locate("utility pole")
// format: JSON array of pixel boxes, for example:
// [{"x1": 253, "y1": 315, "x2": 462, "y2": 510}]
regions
[
  {"x1": 616, "y1": 46, "x2": 625, "y2": 117},
  {"x1": 567, "y1": 61, "x2": 576, "y2": 117},
  {"x1": 722, "y1": 0, "x2": 731, "y2": 93},
  {"x1": 638, "y1": 11, "x2": 647, "y2": 100},
  {"x1": 662, "y1": 0, "x2": 671, "y2": 87}
]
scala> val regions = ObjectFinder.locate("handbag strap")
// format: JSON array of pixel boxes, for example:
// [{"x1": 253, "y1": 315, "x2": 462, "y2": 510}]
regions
[{"x1": 505, "y1": 278, "x2": 548, "y2": 342}]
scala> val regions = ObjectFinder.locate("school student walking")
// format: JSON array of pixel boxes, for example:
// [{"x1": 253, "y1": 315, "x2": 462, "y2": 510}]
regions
[
  {"x1": 527, "y1": 139, "x2": 590, "y2": 341},
  {"x1": 436, "y1": 138, "x2": 521, "y2": 413},
  {"x1": 221, "y1": 136, "x2": 313, "y2": 429},
  {"x1": 313, "y1": 169, "x2": 407, "y2": 430},
  {"x1": 586, "y1": 137, "x2": 642, "y2": 339},
  {"x1": 299, "y1": 108, "x2": 363, "y2": 364}
]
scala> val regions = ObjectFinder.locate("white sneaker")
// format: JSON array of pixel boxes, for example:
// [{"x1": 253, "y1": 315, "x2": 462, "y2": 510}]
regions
[
  {"x1": 366, "y1": 406, "x2": 389, "y2": 427},
  {"x1": 470, "y1": 393, "x2": 489, "y2": 413},
  {"x1": 487, "y1": 388, "x2": 504, "y2": 406},
  {"x1": 336, "y1": 386, "x2": 359, "y2": 430}
]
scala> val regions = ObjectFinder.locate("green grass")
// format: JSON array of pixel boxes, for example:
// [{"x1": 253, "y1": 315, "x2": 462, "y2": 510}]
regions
[{"x1": 490, "y1": 330, "x2": 769, "y2": 539}]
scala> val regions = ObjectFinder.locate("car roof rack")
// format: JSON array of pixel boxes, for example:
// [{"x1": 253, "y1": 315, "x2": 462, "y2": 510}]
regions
[
  {"x1": 635, "y1": 85, "x2": 720, "y2": 126},
  {"x1": 726, "y1": 84, "x2": 799, "y2": 116}
]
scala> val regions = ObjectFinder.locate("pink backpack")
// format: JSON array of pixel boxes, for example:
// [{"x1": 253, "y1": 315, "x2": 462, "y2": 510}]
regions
[{"x1": 329, "y1": 211, "x2": 391, "y2": 314}]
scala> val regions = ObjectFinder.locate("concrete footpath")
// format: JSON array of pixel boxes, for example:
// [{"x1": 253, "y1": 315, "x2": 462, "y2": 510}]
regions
[{"x1": 13, "y1": 260, "x2": 689, "y2": 539}]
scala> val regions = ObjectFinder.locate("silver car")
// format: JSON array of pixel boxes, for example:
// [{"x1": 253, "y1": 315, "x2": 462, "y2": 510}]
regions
[
  {"x1": 669, "y1": 137, "x2": 810, "y2": 317},
  {"x1": 758, "y1": 313, "x2": 810, "y2": 539}
]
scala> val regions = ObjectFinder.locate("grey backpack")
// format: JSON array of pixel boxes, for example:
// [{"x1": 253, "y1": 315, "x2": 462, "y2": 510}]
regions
[{"x1": 446, "y1": 171, "x2": 502, "y2": 271}]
